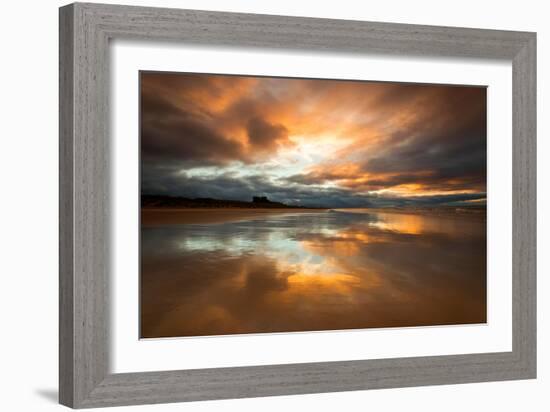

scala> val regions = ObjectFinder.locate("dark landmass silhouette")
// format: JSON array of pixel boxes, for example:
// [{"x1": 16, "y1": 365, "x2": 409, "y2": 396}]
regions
[{"x1": 141, "y1": 195, "x2": 327, "y2": 209}]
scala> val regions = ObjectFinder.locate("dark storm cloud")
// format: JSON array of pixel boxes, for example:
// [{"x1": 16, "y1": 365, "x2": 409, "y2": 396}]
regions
[
  {"x1": 140, "y1": 72, "x2": 487, "y2": 206},
  {"x1": 141, "y1": 73, "x2": 294, "y2": 167},
  {"x1": 141, "y1": 90, "x2": 246, "y2": 166},
  {"x1": 142, "y1": 168, "x2": 486, "y2": 208},
  {"x1": 287, "y1": 86, "x2": 487, "y2": 194},
  {"x1": 362, "y1": 87, "x2": 486, "y2": 183},
  {"x1": 246, "y1": 116, "x2": 289, "y2": 151}
]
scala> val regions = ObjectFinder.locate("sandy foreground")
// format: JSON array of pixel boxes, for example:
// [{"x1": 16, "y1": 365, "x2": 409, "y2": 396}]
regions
[{"x1": 141, "y1": 208, "x2": 328, "y2": 225}]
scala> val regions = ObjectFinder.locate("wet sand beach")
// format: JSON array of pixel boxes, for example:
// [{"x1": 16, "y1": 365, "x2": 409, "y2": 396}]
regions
[
  {"x1": 141, "y1": 208, "x2": 486, "y2": 338},
  {"x1": 141, "y1": 207, "x2": 328, "y2": 226}
]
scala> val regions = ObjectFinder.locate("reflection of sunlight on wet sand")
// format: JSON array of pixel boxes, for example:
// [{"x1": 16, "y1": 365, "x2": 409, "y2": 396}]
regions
[
  {"x1": 141, "y1": 210, "x2": 487, "y2": 337},
  {"x1": 302, "y1": 239, "x2": 360, "y2": 257},
  {"x1": 369, "y1": 213, "x2": 425, "y2": 234},
  {"x1": 329, "y1": 240, "x2": 361, "y2": 256},
  {"x1": 254, "y1": 274, "x2": 362, "y2": 310},
  {"x1": 275, "y1": 252, "x2": 364, "y2": 281},
  {"x1": 286, "y1": 271, "x2": 379, "y2": 294},
  {"x1": 300, "y1": 227, "x2": 391, "y2": 258}
]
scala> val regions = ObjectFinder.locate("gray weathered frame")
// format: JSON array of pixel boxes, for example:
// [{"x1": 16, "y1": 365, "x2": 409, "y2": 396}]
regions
[{"x1": 59, "y1": 2, "x2": 536, "y2": 408}]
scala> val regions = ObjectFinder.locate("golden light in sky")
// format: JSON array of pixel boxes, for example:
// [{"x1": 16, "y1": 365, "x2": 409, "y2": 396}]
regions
[{"x1": 141, "y1": 72, "x2": 486, "y2": 208}]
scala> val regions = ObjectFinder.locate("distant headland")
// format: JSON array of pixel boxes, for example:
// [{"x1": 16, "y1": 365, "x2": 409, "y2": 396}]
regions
[{"x1": 141, "y1": 195, "x2": 327, "y2": 209}]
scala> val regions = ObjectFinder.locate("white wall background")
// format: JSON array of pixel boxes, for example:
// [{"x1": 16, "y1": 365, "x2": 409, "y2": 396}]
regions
[{"x1": 0, "y1": 1, "x2": 546, "y2": 411}]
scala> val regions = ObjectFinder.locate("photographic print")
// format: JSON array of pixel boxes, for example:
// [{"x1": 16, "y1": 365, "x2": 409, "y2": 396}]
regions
[{"x1": 140, "y1": 72, "x2": 487, "y2": 339}]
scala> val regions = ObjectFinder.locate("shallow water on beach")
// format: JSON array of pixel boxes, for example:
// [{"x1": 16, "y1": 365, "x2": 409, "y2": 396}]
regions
[{"x1": 140, "y1": 209, "x2": 486, "y2": 338}]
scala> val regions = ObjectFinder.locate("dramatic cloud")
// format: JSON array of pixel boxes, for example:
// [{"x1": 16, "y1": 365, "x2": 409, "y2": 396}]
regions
[
  {"x1": 141, "y1": 72, "x2": 487, "y2": 207},
  {"x1": 246, "y1": 116, "x2": 290, "y2": 152}
]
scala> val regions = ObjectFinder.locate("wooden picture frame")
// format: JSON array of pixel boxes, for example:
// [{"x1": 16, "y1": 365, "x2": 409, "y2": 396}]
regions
[{"x1": 59, "y1": 2, "x2": 536, "y2": 408}]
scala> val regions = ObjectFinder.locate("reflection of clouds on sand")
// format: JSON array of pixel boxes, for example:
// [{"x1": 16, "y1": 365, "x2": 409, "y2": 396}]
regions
[
  {"x1": 141, "y1": 210, "x2": 486, "y2": 338},
  {"x1": 369, "y1": 213, "x2": 425, "y2": 234}
]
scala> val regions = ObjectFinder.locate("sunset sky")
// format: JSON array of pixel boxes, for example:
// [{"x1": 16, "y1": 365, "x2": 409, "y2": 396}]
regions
[{"x1": 140, "y1": 72, "x2": 487, "y2": 208}]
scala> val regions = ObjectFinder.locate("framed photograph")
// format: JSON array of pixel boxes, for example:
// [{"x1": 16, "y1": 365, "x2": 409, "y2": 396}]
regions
[{"x1": 59, "y1": 2, "x2": 536, "y2": 408}]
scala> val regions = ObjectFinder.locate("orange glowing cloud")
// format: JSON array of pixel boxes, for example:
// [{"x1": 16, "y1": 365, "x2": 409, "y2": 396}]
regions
[{"x1": 141, "y1": 72, "x2": 486, "y2": 207}]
